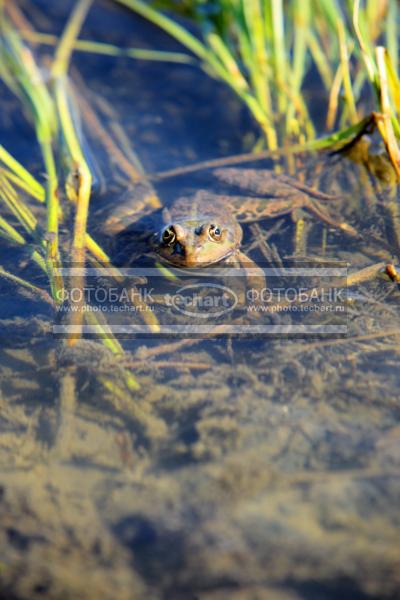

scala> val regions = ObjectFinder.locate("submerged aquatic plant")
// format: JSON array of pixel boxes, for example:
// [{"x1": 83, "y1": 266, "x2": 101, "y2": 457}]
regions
[
  {"x1": 0, "y1": 0, "x2": 147, "y2": 391},
  {"x1": 115, "y1": 0, "x2": 400, "y2": 173}
]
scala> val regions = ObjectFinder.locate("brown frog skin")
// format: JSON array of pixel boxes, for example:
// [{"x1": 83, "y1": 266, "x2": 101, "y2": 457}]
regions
[
  {"x1": 104, "y1": 168, "x2": 357, "y2": 270},
  {"x1": 152, "y1": 192, "x2": 243, "y2": 268}
]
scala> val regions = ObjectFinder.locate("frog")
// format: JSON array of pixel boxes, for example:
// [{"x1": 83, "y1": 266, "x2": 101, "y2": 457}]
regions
[{"x1": 104, "y1": 167, "x2": 357, "y2": 274}]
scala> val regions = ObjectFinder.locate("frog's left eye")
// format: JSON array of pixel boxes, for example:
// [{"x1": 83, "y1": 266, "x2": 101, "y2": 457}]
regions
[
  {"x1": 162, "y1": 226, "x2": 176, "y2": 245},
  {"x1": 209, "y1": 224, "x2": 222, "y2": 241}
]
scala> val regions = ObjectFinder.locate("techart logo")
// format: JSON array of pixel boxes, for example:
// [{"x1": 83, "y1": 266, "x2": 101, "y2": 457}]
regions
[{"x1": 168, "y1": 283, "x2": 238, "y2": 318}]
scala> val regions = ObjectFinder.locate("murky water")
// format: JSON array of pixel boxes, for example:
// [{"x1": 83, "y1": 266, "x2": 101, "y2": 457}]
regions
[{"x1": 0, "y1": 2, "x2": 400, "y2": 599}]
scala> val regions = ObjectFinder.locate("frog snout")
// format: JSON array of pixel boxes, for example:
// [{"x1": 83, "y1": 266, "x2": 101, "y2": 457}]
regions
[
  {"x1": 172, "y1": 224, "x2": 186, "y2": 242},
  {"x1": 185, "y1": 242, "x2": 210, "y2": 266}
]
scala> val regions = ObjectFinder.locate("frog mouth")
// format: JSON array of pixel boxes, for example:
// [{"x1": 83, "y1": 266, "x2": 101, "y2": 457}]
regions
[{"x1": 156, "y1": 246, "x2": 236, "y2": 268}]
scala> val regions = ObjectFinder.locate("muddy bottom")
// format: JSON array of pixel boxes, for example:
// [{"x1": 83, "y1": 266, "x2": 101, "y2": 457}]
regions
[{"x1": 0, "y1": 302, "x2": 400, "y2": 600}]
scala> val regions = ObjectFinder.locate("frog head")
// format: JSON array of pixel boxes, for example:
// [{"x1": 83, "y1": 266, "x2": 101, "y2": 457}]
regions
[{"x1": 154, "y1": 219, "x2": 241, "y2": 267}]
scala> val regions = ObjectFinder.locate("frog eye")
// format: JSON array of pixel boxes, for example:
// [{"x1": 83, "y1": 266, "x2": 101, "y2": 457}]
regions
[
  {"x1": 162, "y1": 226, "x2": 176, "y2": 245},
  {"x1": 209, "y1": 224, "x2": 222, "y2": 241}
]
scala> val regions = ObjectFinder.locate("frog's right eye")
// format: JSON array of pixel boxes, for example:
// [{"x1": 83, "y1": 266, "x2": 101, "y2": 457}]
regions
[{"x1": 162, "y1": 227, "x2": 176, "y2": 245}]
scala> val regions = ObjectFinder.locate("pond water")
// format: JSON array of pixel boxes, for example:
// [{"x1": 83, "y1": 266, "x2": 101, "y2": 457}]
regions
[{"x1": 0, "y1": 2, "x2": 399, "y2": 599}]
